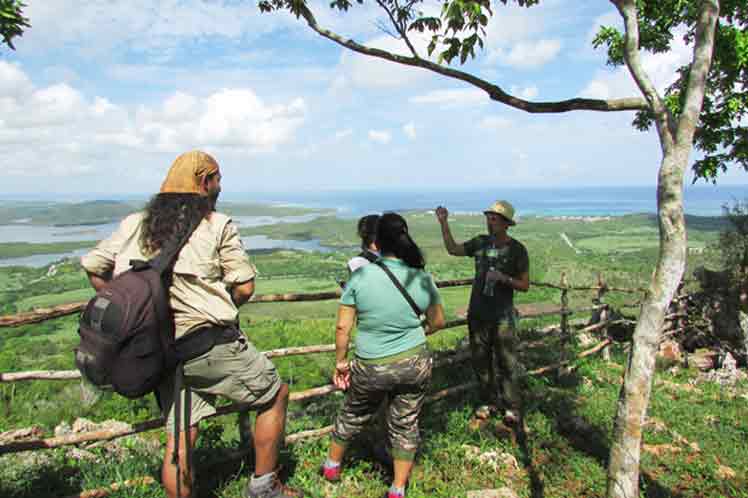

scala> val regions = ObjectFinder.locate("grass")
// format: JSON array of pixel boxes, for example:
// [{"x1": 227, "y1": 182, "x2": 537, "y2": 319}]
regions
[
  {"x1": 15, "y1": 288, "x2": 94, "y2": 312},
  {"x1": 0, "y1": 210, "x2": 743, "y2": 497},
  {"x1": 4, "y1": 327, "x2": 745, "y2": 498},
  {"x1": 0, "y1": 241, "x2": 96, "y2": 259}
]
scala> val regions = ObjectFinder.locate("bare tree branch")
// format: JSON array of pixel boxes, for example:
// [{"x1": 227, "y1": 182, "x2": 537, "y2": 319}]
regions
[
  {"x1": 675, "y1": 0, "x2": 719, "y2": 147},
  {"x1": 611, "y1": 0, "x2": 676, "y2": 151},
  {"x1": 376, "y1": 0, "x2": 419, "y2": 57},
  {"x1": 294, "y1": 3, "x2": 647, "y2": 114},
  {"x1": 374, "y1": 18, "x2": 399, "y2": 38}
]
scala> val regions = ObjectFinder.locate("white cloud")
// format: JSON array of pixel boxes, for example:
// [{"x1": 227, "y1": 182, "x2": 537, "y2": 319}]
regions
[
  {"x1": 368, "y1": 130, "x2": 392, "y2": 144},
  {"x1": 4, "y1": 83, "x2": 86, "y2": 129},
  {"x1": 327, "y1": 1, "x2": 562, "y2": 88},
  {"x1": 580, "y1": 78, "x2": 618, "y2": 100},
  {"x1": 162, "y1": 92, "x2": 198, "y2": 122},
  {"x1": 409, "y1": 88, "x2": 488, "y2": 107},
  {"x1": 2, "y1": 63, "x2": 306, "y2": 178},
  {"x1": 580, "y1": 27, "x2": 692, "y2": 100},
  {"x1": 480, "y1": 2, "x2": 565, "y2": 69},
  {"x1": 21, "y1": 1, "x2": 296, "y2": 57},
  {"x1": 511, "y1": 85, "x2": 539, "y2": 100},
  {"x1": 483, "y1": 5, "x2": 543, "y2": 47},
  {"x1": 337, "y1": 34, "x2": 435, "y2": 90},
  {"x1": 490, "y1": 39, "x2": 562, "y2": 69},
  {"x1": 479, "y1": 115, "x2": 512, "y2": 130},
  {"x1": 136, "y1": 89, "x2": 306, "y2": 151},
  {"x1": 335, "y1": 128, "x2": 353, "y2": 141},
  {"x1": 0, "y1": 61, "x2": 33, "y2": 100},
  {"x1": 403, "y1": 122, "x2": 416, "y2": 140}
]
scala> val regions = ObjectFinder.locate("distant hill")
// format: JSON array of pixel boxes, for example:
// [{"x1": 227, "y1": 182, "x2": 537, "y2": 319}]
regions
[
  {"x1": 0, "y1": 199, "x2": 326, "y2": 227},
  {"x1": 642, "y1": 213, "x2": 731, "y2": 232},
  {"x1": 0, "y1": 200, "x2": 142, "y2": 226}
]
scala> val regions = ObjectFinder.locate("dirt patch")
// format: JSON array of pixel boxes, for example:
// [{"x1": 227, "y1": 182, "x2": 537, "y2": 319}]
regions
[
  {"x1": 517, "y1": 303, "x2": 562, "y2": 317},
  {"x1": 643, "y1": 443, "x2": 681, "y2": 457},
  {"x1": 454, "y1": 302, "x2": 563, "y2": 320}
]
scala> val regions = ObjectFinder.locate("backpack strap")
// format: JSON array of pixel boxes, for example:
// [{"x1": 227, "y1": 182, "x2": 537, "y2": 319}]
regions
[
  {"x1": 359, "y1": 250, "x2": 379, "y2": 263},
  {"x1": 149, "y1": 217, "x2": 205, "y2": 276},
  {"x1": 149, "y1": 216, "x2": 211, "y2": 498},
  {"x1": 373, "y1": 260, "x2": 425, "y2": 324}
]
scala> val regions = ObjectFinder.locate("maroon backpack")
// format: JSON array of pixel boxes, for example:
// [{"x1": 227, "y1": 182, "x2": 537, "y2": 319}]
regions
[{"x1": 75, "y1": 222, "x2": 199, "y2": 398}]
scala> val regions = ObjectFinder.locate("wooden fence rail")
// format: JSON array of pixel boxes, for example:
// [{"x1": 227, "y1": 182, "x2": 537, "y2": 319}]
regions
[
  {"x1": 0, "y1": 272, "x2": 697, "y2": 460},
  {"x1": 0, "y1": 303, "x2": 643, "y2": 384},
  {"x1": 0, "y1": 277, "x2": 648, "y2": 328},
  {"x1": 0, "y1": 337, "x2": 612, "y2": 456}
]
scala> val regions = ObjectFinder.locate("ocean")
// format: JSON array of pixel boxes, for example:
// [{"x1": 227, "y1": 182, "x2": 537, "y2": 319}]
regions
[
  {"x1": 225, "y1": 185, "x2": 748, "y2": 218},
  {"x1": 1, "y1": 185, "x2": 745, "y2": 267}
]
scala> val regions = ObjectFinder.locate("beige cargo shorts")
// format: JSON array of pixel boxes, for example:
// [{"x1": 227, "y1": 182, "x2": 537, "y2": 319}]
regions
[{"x1": 158, "y1": 334, "x2": 281, "y2": 432}]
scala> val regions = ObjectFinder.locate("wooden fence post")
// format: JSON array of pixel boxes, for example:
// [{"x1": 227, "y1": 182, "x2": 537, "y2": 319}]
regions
[
  {"x1": 558, "y1": 273, "x2": 571, "y2": 377},
  {"x1": 560, "y1": 272, "x2": 569, "y2": 345},
  {"x1": 676, "y1": 281, "x2": 689, "y2": 368},
  {"x1": 597, "y1": 273, "x2": 611, "y2": 361}
]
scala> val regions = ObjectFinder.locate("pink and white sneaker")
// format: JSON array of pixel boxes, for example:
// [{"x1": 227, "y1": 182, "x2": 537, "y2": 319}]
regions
[{"x1": 321, "y1": 464, "x2": 341, "y2": 483}]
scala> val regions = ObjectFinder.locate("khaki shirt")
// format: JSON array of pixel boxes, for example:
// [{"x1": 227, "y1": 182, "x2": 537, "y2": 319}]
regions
[{"x1": 81, "y1": 211, "x2": 256, "y2": 338}]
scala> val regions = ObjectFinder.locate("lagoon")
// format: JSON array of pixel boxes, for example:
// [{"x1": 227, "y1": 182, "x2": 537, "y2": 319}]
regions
[{"x1": 0, "y1": 213, "x2": 329, "y2": 267}]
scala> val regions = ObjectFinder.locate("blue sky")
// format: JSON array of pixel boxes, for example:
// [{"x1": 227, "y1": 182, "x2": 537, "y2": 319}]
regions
[{"x1": 1, "y1": 0, "x2": 746, "y2": 196}]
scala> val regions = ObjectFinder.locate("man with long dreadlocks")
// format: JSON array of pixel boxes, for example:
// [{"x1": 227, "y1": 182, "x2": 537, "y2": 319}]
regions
[{"x1": 81, "y1": 151, "x2": 303, "y2": 498}]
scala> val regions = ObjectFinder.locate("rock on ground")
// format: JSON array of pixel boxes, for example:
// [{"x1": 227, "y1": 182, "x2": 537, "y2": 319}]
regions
[{"x1": 467, "y1": 488, "x2": 519, "y2": 498}]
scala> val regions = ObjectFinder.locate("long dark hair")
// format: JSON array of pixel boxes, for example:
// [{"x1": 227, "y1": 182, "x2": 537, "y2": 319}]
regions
[
  {"x1": 377, "y1": 212, "x2": 425, "y2": 269},
  {"x1": 357, "y1": 214, "x2": 380, "y2": 250},
  {"x1": 140, "y1": 193, "x2": 212, "y2": 253}
]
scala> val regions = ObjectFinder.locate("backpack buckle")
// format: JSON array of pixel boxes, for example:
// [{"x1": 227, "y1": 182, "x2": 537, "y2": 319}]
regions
[{"x1": 130, "y1": 259, "x2": 150, "y2": 271}]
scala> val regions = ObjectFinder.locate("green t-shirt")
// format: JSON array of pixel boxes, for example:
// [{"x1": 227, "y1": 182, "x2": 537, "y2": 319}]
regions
[
  {"x1": 463, "y1": 235, "x2": 529, "y2": 321},
  {"x1": 340, "y1": 258, "x2": 442, "y2": 359}
]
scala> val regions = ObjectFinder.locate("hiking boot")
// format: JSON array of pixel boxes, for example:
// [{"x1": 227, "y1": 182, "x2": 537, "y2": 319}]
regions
[
  {"x1": 245, "y1": 472, "x2": 304, "y2": 498},
  {"x1": 469, "y1": 418, "x2": 489, "y2": 431},
  {"x1": 321, "y1": 463, "x2": 341, "y2": 483},
  {"x1": 474, "y1": 404, "x2": 498, "y2": 420},
  {"x1": 503, "y1": 409, "x2": 520, "y2": 426}
]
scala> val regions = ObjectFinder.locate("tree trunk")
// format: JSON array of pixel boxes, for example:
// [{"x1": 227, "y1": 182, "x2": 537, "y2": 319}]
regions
[
  {"x1": 606, "y1": 1, "x2": 718, "y2": 494},
  {"x1": 606, "y1": 151, "x2": 688, "y2": 498}
]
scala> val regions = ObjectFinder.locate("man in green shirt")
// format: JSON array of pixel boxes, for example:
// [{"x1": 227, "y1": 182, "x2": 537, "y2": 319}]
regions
[{"x1": 436, "y1": 201, "x2": 529, "y2": 424}]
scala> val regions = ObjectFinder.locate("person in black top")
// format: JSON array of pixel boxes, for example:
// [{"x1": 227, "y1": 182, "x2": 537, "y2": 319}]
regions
[
  {"x1": 435, "y1": 201, "x2": 529, "y2": 424},
  {"x1": 346, "y1": 214, "x2": 381, "y2": 274}
]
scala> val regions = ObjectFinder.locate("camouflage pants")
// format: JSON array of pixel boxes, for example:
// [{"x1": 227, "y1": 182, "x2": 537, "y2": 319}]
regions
[
  {"x1": 332, "y1": 348, "x2": 432, "y2": 461},
  {"x1": 468, "y1": 313, "x2": 521, "y2": 410}
]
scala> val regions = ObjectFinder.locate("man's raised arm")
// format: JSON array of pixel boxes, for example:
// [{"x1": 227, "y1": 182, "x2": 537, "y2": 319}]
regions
[{"x1": 435, "y1": 206, "x2": 466, "y2": 256}]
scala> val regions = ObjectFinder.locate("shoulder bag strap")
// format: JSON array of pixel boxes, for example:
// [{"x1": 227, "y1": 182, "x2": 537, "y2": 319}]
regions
[
  {"x1": 148, "y1": 217, "x2": 205, "y2": 275},
  {"x1": 360, "y1": 250, "x2": 379, "y2": 263},
  {"x1": 374, "y1": 260, "x2": 424, "y2": 321}
]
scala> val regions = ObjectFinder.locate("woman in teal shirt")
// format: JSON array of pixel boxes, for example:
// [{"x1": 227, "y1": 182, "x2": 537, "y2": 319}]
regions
[{"x1": 321, "y1": 212, "x2": 445, "y2": 498}]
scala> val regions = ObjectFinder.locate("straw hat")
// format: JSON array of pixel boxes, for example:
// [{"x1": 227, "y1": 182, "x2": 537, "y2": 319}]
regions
[{"x1": 483, "y1": 200, "x2": 516, "y2": 225}]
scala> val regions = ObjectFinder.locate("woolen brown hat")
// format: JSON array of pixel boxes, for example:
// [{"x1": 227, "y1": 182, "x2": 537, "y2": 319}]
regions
[{"x1": 160, "y1": 150, "x2": 219, "y2": 194}]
